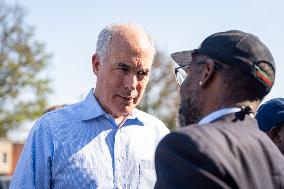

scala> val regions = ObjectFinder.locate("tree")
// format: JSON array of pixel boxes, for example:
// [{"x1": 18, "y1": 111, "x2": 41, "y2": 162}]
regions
[
  {"x1": 0, "y1": 1, "x2": 51, "y2": 137},
  {"x1": 138, "y1": 50, "x2": 179, "y2": 130}
]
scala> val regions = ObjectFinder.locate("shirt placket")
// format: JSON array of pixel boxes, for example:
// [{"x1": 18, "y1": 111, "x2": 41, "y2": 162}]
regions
[{"x1": 113, "y1": 128, "x2": 123, "y2": 189}]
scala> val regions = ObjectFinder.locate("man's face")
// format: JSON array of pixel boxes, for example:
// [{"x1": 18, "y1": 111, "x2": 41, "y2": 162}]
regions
[
  {"x1": 94, "y1": 35, "x2": 154, "y2": 118},
  {"x1": 178, "y1": 63, "x2": 203, "y2": 127}
]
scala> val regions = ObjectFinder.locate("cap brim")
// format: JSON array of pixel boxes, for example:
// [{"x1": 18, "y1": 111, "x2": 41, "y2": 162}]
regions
[{"x1": 171, "y1": 50, "x2": 195, "y2": 66}]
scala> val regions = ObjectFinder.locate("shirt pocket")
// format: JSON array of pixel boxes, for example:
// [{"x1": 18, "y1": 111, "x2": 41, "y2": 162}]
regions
[{"x1": 138, "y1": 159, "x2": 156, "y2": 189}]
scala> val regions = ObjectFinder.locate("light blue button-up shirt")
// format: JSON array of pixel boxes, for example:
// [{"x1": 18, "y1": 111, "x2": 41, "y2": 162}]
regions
[{"x1": 10, "y1": 89, "x2": 169, "y2": 189}]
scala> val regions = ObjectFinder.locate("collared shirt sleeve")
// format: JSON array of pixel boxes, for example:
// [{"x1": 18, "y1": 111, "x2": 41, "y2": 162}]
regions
[{"x1": 10, "y1": 117, "x2": 54, "y2": 189}]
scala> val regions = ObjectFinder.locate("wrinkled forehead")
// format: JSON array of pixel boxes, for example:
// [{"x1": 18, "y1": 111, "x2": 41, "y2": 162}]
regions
[
  {"x1": 111, "y1": 53, "x2": 154, "y2": 70},
  {"x1": 109, "y1": 35, "x2": 154, "y2": 62}
]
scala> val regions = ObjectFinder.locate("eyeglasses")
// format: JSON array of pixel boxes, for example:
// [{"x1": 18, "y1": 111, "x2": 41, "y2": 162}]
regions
[
  {"x1": 174, "y1": 61, "x2": 223, "y2": 87},
  {"x1": 174, "y1": 64, "x2": 190, "y2": 87}
]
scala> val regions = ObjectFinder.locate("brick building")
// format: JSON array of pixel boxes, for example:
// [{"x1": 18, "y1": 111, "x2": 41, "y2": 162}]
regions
[{"x1": 0, "y1": 139, "x2": 23, "y2": 176}]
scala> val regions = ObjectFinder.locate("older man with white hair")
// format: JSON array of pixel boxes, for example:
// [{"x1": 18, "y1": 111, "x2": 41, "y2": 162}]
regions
[{"x1": 10, "y1": 23, "x2": 169, "y2": 189}]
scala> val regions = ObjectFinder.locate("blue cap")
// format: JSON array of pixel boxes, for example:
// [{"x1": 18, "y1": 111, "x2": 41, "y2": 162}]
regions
[{"x1": 256, "y1": 98, "x2": 284, "y2": 132}]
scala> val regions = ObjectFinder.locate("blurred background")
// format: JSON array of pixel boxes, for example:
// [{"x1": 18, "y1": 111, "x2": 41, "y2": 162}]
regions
[{"x1": 1, "y1": 0, "x2": 284, "y2": 185}]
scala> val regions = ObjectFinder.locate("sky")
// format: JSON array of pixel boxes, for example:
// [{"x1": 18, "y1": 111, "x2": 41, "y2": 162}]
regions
[{"x1": 7, "y1": 0, "x2": 284, "y2": 139}]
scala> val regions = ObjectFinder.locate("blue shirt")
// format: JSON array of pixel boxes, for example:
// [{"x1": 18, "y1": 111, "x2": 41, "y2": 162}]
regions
[{"x1": 10, "y1": 89, "x2": 169, "y2": 189}]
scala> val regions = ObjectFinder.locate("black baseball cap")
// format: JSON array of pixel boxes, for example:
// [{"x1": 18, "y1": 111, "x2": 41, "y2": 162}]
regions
[
  {"x1": 256, "y1": 98, "x2": 284, "y2": 132},
  {"x1": 171, "y1": 30, "x2": 275, "y2": 93}
]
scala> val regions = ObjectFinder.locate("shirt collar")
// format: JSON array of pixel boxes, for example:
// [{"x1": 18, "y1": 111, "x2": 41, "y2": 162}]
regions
[
  {"x1": 79, "y1": 89, "x2": 106, "y2": 121},
  {"x1": 79, "y1": 89, "x2": 141, "y2": 124},
  {"x1": 125, "y1": 109, "x2": 144, "y2": 126},
  {"x1": 198, "y1": 107, "x2": 241, "y2": 125}
]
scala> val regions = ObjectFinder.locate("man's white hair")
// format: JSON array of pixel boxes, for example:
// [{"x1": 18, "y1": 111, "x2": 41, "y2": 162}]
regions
[{"x1": 96, "y1": 23, "x2": 155, "y2": 62}]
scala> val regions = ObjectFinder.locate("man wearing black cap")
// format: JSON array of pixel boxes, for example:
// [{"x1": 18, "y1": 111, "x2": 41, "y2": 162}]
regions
[
  {"x1": 256, "y1": 98, "x2": 284, "y2": 155},
  {"x1": 155, "y1": 30, "x2": 284, "y2": 189}
]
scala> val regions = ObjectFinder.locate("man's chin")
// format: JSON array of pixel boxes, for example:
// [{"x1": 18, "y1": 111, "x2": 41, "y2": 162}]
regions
[{"x1": 115, "y1": 105, "x2": 135, "y2": 117}]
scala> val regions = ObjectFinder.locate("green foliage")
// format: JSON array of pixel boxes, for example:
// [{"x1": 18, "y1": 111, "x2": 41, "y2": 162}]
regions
[
  {"x1": 139, "y1": 50, "x2": 179, "y2": 130},
  {"x1": 0, "y1": 1, "x2": 52, "y2": 137}
]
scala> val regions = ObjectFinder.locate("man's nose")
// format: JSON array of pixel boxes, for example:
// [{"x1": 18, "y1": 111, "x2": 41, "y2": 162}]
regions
[{"x1": 124, "y1": 73, "x2": 138, "y2": 90}]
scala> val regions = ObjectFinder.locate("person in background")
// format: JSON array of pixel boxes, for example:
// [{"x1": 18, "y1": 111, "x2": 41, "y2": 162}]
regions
[
  {"x1": 256, "y1": 98, "x2": 284, "y2": 155},
  {"x1": 10, "y1": 23, "x2": 169, "y2": 189},
  {"x1": 155, "y1": 30, "x2": 284, "y2": 189}
]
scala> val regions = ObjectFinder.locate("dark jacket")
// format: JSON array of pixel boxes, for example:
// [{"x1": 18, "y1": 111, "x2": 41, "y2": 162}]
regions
[{"x1": 155, "y1": 114, "x2": 284, "y2": 189}]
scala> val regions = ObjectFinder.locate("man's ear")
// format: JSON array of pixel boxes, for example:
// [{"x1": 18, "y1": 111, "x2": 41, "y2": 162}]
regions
[
  {"x1": 199, "y1": 59, "x2": 215, "y2": 87},
  {"x1": 267, "y1": 126, "x2": 281, "y2": 143},
  {"x1": 92, "y1": 53, "x2": 100, "y2": 75}
]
